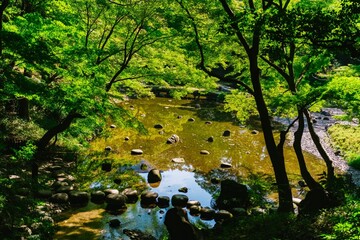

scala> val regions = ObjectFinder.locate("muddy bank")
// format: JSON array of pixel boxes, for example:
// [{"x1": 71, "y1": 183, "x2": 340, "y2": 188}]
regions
[{"x1": 277, "y1": 108, "x2": 360, "y2": 186}]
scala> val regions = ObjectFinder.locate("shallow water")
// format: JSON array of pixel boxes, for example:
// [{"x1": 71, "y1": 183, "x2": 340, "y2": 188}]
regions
[{"x1": 55, "y1": 97, "x2": 326, "y2": 239}]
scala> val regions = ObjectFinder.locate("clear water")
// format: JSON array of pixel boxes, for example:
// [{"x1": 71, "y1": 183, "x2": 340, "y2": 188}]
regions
[{"x1": 54, "y1": 97, "x2": 326, "y2": 239}]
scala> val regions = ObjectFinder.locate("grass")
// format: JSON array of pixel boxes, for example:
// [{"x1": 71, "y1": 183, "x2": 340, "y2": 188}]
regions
[{"x1": 328, "y1": 124, "x2": 360, "y2": 170}]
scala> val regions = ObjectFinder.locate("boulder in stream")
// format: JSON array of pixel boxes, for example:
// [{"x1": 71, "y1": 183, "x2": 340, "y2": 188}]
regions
[
  {"x1": 171, "y1": 194, "x2": 188, "y2": 208},
  {"x1": 216, "y1": 179, "x2": 249, "y2": 210},
  {"x1": 147, "y1": 169, "x2": 162, "y2": 183},
  {"x1": 50, "y1": 193, "x2": 69, "y2": 204},
  {"x1": 91, "y1": 191, "x2": 106, "y2": 204},
  {"x1": 69, "y1": 191, "x2": 90, "y2": 206}
]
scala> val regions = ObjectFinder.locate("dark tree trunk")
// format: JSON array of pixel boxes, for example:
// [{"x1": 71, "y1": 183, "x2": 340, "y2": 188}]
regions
[
  {"x1": 33, "y1": 111, "x2": 84, "y2": 183},
  {"x1": 249, "y1": 52, "x2": 293, "y2": 213},
  {"x1": 304, "y1": 109, "x2": 335, "y2": 185},
  {"x1": 18, "y1": 97, "x2": 29, "y2": 120},
  {"x1": 37, "y1": 111, "x2": 84, "y2": 150},
  {"x1": 294, "y1": 110, "x2": 323, "y2": 190}
]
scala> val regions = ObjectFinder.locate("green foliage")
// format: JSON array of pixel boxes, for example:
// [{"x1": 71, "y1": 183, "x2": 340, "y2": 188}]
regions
[
  {"x1": 328, "y1": 124, "x2": 360, "y2": 170},
  {"x1": 0, "y1": 117, "x2": 45, "y2": 143},
  {"x1": 326, "y1": 65, "x2": 360, "y2": 118},
  {"x1": 224, "y1": 90, "x2": 257, "y2": 123},
  {"x1": 10, "y1": 141, "x2": 37, "y2": 162},
  {"x1": 319, "y1": 197, "x2": 360, "y2": 240}
]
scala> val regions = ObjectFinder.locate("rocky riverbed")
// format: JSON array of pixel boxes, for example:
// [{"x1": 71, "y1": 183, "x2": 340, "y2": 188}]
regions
[{"x1": 276, "y1": 107, "x2": 360, "y2": 186}]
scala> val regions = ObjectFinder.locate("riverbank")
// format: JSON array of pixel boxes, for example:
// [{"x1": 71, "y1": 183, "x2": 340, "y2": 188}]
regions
[{"x1": 279, "y1": 108, "x2": 360, "y2": 186}]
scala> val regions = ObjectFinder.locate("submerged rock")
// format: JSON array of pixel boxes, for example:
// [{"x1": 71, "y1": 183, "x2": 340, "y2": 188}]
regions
[
  {"x1": 172, "y1": 157, "x2": 185, "y2": 163},
  {"x1": 200, "y1": 150, "x2": 210, "y2": 155},
  {"x1": 223, "y1": 130, "x2": 231, "y2": 137},
  {"x1": 109, "y1": 219, "x2": 121, "y2": 228},
  {"x1": 167, "y1": 134, "x2": 180, "y2": 144}
]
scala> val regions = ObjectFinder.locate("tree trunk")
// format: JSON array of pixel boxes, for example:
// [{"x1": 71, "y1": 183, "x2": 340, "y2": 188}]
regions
[
  {"x1": 294, "y1": 109, "x2": 323, "y2": 190},
  {"x1": 303, "y1": 109, "x2": 335, "y2": 185},
  {"x1": 249, "y1": 53, "x2": 293, "y2": 213},
  {"x1": 18, "y1": 97, "x2": 30, "y2": 120},
  {"x1": 33, "y1": 111, "x2": 84, "y2": 183},
  {"x1": 37, "y1": 111, "x2": 84, "y2": 150}
]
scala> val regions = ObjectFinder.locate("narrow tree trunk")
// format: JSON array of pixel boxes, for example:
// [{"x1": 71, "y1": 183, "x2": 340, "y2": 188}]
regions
[
  {"x1": 37, "y1": 111, "x2": 84, "y2": 150},
  {"x1": 18, "y1": 97, "x2": 29, "y2": 120},
  {"x1": 293, "y1": 110, "x2": 323, "y2": 190},
  {"x1": 33, "y1": 111, "x2": 84, "y2": 183},
  {"x1": 250, "y1": 54, "x2": 293, "y2": 213},
  {"x1": 303, "y1": 109, "x2": 335, "y2": 185}
]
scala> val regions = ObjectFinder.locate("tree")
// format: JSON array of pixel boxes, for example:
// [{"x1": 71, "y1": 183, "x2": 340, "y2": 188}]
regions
[{"x1": 176, "y1": 0, "x2": 294, "y2": 212}]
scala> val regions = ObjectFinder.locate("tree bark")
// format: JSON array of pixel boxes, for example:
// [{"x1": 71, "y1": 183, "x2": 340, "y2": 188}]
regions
[
  {"x1": 218, "y1": 0, "x2": 293, "y2": 212},
  {"x1": 37, "y1": 111, "x2": 84, "y2": 150},
  {"x1": 18, "y1": 97, "x2": 30, "y2": 120},
  {"x1": 303, "y1": 109, "x2": 335, "y2": 185},
  {"x1": 294, "y1": 109, "x2": 323, "y2": 190},
  {"x1": 250, "y1": 54, "x2": 293, "y2": 212}
]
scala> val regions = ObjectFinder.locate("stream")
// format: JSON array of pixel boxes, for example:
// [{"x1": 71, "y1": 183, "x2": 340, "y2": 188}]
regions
[{"x1": 54, "y1": 97, "x2": 326, "y2": 239}]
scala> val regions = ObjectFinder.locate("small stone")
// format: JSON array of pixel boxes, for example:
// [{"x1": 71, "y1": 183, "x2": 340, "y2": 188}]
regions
[
  {"x1": 172, "y1": 157, "x2": 185, "y2": 163},
  {"x1": 200, "y1": 150, "x2": 210, "y2": 155},
  {"x1": 104, "y1": 189, "x2": 120, "y2": 196},
  {"x1": 178, "y1": 187, "x2": 188, "y2": 193},
  {"x1": 220, "y1": 162, "x2": 232, "y2": 168},
  {"x1": 124, "y1": 136, "x2": 130, "y2": 141},
  {"x1": 114, "y1": 178, "x2": 122, "y2": 184},
  {"x1": 189, "y1": 205, "x2": 202, "y2": 215},
  {"x1": 207, "y1": 136, "x2": 214, "y2": 142},
  {"x1": 110, "y1": 124, "x2": 116, "y2": 128},
  {"x1": 91, "y1": 191, "x2": 106, "y2": 204},
  {"x1": 187, "y1": 200, "x2": 201, "y2": 209},
  {"x1": 251, "y1": 130, "x2": 259, "y2": 135},
  {"x1": 154, "y1": 124, "x2": 163, "y2": 129},
  {"x1": 211, "y1": 178, "x2": 221, "y2": 184},
  {"x1": 101, "y1": 163, "x2": 112, "y2": 172},
  {"x1": 223, "y1": 130, "x2": 231, "y2": 137},
  {"x1": 122, "y1": 189, "x2": 138, "y2": 203},
  {"x1": 188, "y1": 118, "x2": 195, "y2": 122},
  {"x1": 105, "y1": 146, "x2": 112, "y2": 151},
  {"x1": 200, "y1": 207, "x2": 216, "y2": 220},
  {"x1": 157, "y1": 196, "x2": 170, "y2": 208},
  {"x1": 109, "y1": 219, "x2": 121, "y2": 228},
  {"x1": 205, "y1": 121, "x2": 212, "y2": 125},
  {"x1": 215, "y1": 210, "x2": 233, "y2": 221},
  {"x1": 131, "y1": 149, "x2": 143, "y2": 155}
]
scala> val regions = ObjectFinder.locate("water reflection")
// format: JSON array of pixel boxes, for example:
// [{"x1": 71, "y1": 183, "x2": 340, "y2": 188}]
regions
[
  {"x1": 55, "y1": 98, "x2": 327, "y2": 239},
  {"x1": 55, "y1": 169, "x2": 216, "y2": 239}
]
